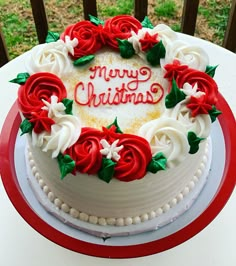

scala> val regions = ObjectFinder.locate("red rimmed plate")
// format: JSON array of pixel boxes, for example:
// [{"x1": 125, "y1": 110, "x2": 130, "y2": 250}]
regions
[{"x1": 0, "y1": 94, "x2": 235, "y2": 258}]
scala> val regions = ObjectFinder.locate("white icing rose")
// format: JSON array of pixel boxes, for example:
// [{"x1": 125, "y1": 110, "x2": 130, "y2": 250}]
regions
[
  {"x1": 32, "y1": 114, "x2": 81, "y2": 158},
  {"x1": 151, "y1": 24, "x2": 178, "y2": 47},
  {"x1": 161, "y1": 40, "x2": 209, "y2": 71},
  {"x1": 25, "y1": 37, "x2": 78, "y2": 78},
  {"x1": 138, "y1": 117, "x2": 189, "y2": 168},
  {"x1": 32, "y1": 96, "x2": 82, "y2": 158}
]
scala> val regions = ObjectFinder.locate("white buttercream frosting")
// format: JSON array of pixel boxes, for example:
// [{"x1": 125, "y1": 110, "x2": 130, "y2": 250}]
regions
[
  {"x1": 32, "y1": 96, "x2": 82, "y2": 158},
  {"x1": 25, "y1": 37, "x2": 78, "y2": 78},
  {"x1": 161, "y1": 40, "x2": 209, "y2": 71},
  {"x1": 138, "y1": 117, "x2": 189, "y2": 168}
]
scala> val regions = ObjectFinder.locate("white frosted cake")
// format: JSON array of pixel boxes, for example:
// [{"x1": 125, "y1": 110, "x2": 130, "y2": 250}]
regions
[{"x1": 12, "y1": 15, "x2": 221, "y2": 237}]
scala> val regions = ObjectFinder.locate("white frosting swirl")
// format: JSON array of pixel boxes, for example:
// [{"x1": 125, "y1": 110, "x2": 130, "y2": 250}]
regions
[
  {"x1": 32, "y1": 115, "x2": 81, "y2": 158},
  {"x1": 138, "y1": 117, "x2": 189, "y2": 168},
  {"x1": 32, "y1": 96, "x2": 81, "y2": 158},
  {"x1": 161, "y1": 40, "x2": 209, "y2": 71},
  {"x1": 25, "y1": 37, "x2": 78, "y2": 78},
  {"x1": 164, "y1": 99, "x2": 211, "y2": 138},
  {"x1": 151, "y1": 24, "x2": 178, "y2": 47}
]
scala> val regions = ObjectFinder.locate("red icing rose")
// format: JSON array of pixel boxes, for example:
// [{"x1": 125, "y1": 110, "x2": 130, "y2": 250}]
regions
[
  {"x1": 65, "y1": 127, "x2": 104, "y2": 175},
  {"x1": 103, "y1": 15, "x2": 142, "y2": 50},
  {"x1": 18, "y1": 72, "x2": 67, "y2": 119},
  {"x1": 113, "y1": 134, "x2": 152, "y2": 182},
  {"x1": 176, "y1": 68, "x2": 218, "y2": 105},
  {"x1": 61, "y1": 21, "x2": 104, "y2": 59}
]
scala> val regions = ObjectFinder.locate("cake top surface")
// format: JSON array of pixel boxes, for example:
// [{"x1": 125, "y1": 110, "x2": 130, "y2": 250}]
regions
[{"x1": 13, "y1": 15, "x2": 221, "y2": 183}]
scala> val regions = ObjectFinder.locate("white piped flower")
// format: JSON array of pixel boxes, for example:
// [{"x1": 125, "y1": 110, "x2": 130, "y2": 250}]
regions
[
  {"x1": 181, "y1": 83, "x2": 205, "y2": 98},
  {"x1": 64, "y1": 36, "x2": 79, "y2": 56},
  {"x1": 100, "y1": 139, "x2": 124, "y2": 161},
  {"x1": 42, "y1": 95, "x2": 66, "y2": 118}
]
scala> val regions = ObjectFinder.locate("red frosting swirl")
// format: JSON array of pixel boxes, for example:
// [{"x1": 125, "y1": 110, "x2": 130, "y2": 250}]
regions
[
  {"x1": 61, "y1": 21, "x2": 104, "y2": 59},
  {"x1": 114, "y1": 134, "x2": 152, "y2": 182},
  {"x1": 176, "y1": 68, "x2": 218, "y2": 105},
  {"x1": 18, "y1": 72, "x2": 67, "y2": 119},
  {"x1": 65, "y1": 127, "x2": 104, "y2": 175},
  {"x1": 103, "y1": 15, "x2": 142, "y2": 50}
]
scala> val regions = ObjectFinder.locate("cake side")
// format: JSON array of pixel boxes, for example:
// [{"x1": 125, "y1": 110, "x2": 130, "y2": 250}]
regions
[{"x1": 27, "y1": 137, "x2": 210, "y2": 227}]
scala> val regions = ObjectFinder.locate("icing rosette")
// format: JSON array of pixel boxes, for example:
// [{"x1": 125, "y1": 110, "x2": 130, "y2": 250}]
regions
[
  {"x1": 161, "y1": 40, "x2": 209, "y2": 72},
  {"x1": 176, "y1": 68, "x2": 219, "y2": 105},
  {"x1": 151, "y1": 24, "x2": 178, "y2": 47},
  {"x1": 17, "y1": 72, "x2": 67, "y2": 119},
  {"x1": 164, "y1": 98, "x2": 211, "y2": 138},
  {"x1": 61, "y1": 20, "x2": 104, "y2": 59},
  {"x1": 103, "y1": 15, "x2": 142, "y2": 50},
  {"x1": 113, "y1": 134, "x2": 152, "y2": 182},
  {"x1": 25, "y1": 38, "x2": 78, "y2": 78},
  {"x1": 138, "y1": 117, "x2": 189, "y2": 168},
  {"x1": 65, "y1": 127, "x2": 105, "y2": 175},
  {"x1": 32, "y1": 114, "x2": 81, "y2": 158},
  {"x1": 31, "y1": 95, "x2": 81, "y2": 158},
  {"x1": 64, "y1": 126, "x2": 152, "y2": 182}
]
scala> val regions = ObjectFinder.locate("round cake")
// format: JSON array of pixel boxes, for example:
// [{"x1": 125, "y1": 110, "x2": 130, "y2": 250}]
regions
[{"x1": 13, "y1": 15, "x2": 221, "y2": 237}]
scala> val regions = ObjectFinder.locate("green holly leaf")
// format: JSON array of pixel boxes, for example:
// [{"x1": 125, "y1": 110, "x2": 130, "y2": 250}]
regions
[
  {"x1": 205, "y1": 65, "x2": 218, "y2": 78},
  {"x1": 117, "y1": 39, "x2": 135, "y2": 59},
  {"x1": 89, "y1": 14, "x2": 104, "y2": 26},
  {"x1": 147, "y1": 152, "x2": 167, "y2": 173},
  {"x1": 73, "y1": 55, "x2": 95, "y2": 66},
  {"x1": 62, "y1": 98, "x2": 73, "y2": 115},
  {"x1": 165, "y1": 79, "x2": 186, "y2": 108},
  {"x1": 146, "y1": 40, "x2": 166, "y2": 66},
  {"x1": 10, "y1": 72, "x2": 30, "y2": 85},
  {"x1": 188, "y1": 131, "x2": 205, "y2": 154},
  {"x1": 107, "y1": 117, "x2": 123, "y2": 133},
  {"x1": 98, "y1": 158, "x2": 116, "y2": 183},
  {"x1": 57, "y1": 153, "x2": 76, "y2": 180},
  {"x1": 141, "y1": 16, "x2": 154, "y2": 29},
  {"x1": 20, "y1": 118, "x2": 33, "y2": 135},
  {"x1": 45, "y1": 31, "x2": 60, "y2": 43},
  {"x1": 208, "y1": 105, "x2": 222, "y2": 122}
]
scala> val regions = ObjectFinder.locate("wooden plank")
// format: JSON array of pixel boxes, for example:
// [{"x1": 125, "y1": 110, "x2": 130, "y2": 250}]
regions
[
  {"x1": 181, "y1": 0, "x2": 199, "y2": 35},
  {"x1": 0, "y1": 27, "x2": 9, "y2": 67},
  {"x1": 30, "y1": 0, "x2": 48, "y2": 43},
  {"x1": 83, "y1": 0, "x2": 97, "y2": 20},
  {"x1": 223, "y1": 0, "x2": 236, "y2": 52},
  {"x1": 134, "y1": 0, "x2": 148, "y2": 21}
]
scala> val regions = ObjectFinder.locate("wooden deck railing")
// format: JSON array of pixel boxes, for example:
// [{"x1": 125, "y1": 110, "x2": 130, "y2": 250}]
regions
[{"x1": 0, "y1": 0, "x2": 236, "y2": 67}]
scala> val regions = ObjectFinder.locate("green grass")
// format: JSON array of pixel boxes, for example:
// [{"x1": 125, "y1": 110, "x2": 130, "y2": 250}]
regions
[
  {"x1": 98, "y1": 0, "x2": 134, "y2": 17},
  {"x1": 199, "y1": 0, "x2": 230, "y2": 41},
  {"x1": 0, "y1": 0, "x2": 231, "y2": 59},
  {"x1": 154, "y1": 0, "x2": 177, "y2": 18}
]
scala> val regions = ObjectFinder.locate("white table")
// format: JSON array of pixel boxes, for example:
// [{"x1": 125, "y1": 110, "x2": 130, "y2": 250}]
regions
[{"x1": 0, "y1": 34, "x2": 236, "y2": 265}]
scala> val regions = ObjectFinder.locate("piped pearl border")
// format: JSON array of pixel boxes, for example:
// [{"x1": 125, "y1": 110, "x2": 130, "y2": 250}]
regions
[{"x1": 27, "y1": 141, "x2": 209, "y2": 227}]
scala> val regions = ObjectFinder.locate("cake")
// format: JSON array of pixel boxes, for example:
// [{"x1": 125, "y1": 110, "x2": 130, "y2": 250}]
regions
[{"x1": 12, "y1": 15, "x2": 221, "y2": 237}]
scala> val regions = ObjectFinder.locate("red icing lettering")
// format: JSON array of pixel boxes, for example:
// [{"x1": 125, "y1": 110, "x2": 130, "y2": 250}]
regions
[{"x1": 74, "y1": 65, "x2": 165, "y2": 107}]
